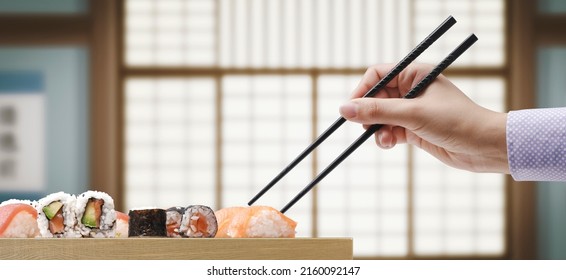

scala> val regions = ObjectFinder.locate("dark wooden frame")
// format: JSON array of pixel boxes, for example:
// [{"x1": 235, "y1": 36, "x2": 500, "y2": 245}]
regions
[
  {"x1": 89, "y1": 0, "x2": 122, "y2": 210},
  {"x1": 507, "y1": 0, "x2": 537, "y2": 260}
]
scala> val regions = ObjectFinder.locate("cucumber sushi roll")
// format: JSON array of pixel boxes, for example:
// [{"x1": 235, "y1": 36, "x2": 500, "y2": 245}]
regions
[
  {"x1": 179, "y1": 205, "x2": 217, "y2": 238},
  {"x1": 36, "y1": 192, "x2": 80, "y2": 238},
  {"x1": 75, "y1": 190, "x2": 117, "y2": 238},
  {"x1": 128, "y1": 208, "x2": 167, "y2": 237}
]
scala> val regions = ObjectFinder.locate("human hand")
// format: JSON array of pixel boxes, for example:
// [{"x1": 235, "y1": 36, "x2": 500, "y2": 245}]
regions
[{"x1": 339, "y1": 63, "x2": 509, "y2": 174}]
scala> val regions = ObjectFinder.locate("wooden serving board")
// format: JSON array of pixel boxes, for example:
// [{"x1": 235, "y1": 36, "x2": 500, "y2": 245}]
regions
[{"x1": 0, "y1": 238, "x2": 352, "y2": 260}]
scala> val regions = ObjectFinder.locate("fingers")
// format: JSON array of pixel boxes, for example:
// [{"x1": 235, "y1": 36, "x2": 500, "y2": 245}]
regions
[
  {"x1": 339, "y1": 97, "x2": 417, "y2": 130},
  {"x1": 350, "y1": 63, "x2": 396, "y2": 99},
  {"x1": 374, "y1": 126, "x2": 408, "y2": 149},
  {"x1": 375, "y1": 126, "x2": 395, "y2": 149},
  {"x1": 350, "y1": 63, "x2": 435, "y2": 99},
  {"x1": 344, "y1": 63, "x2": 444, "y2": 151}
]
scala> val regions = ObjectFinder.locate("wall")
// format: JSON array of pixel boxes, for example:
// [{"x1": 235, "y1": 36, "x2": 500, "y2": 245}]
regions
[
  {"x1": 0, "y1": 0, "x2": 86, "y2": 13},
  {"x1": 539, "y1": 0, "x2": 566, "y2": 13},
  {"x1": 536, "y1": 48, "x2": 566, "y2": 259},
  {"x1": 0, "y1": 48, "x2": 89, "y2": 201},
  {"x1": 535, "y1": 0, "x2": 566, "y2": 260}
]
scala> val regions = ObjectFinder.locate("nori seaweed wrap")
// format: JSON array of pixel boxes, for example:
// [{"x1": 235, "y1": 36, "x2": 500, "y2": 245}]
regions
[
  {"x1": 128, "y1": 208, "x2": 167, "y2": 237},
  {"x1": 179, "y1": 205, "x2": 217, "y2": 238},
  {"x1": 166, "y1": 206, "x2": 185, "y2": 238}
]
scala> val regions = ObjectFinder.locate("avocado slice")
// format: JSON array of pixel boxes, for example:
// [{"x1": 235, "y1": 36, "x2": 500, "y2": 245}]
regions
[
  {"x1": 42, "y1": 201, "x2": 63, "y2": 220},
  {"x1": 82, "y1": 198, "x2": 103, "y2": 228}
]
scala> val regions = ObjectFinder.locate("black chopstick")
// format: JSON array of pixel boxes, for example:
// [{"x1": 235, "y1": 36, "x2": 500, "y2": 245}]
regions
[
  {"x1": 280, "y1": 34, "x2": 479, "y2": 214},
  {"x1": 248, "y1": 15, "x2": 457, "y2": 206}
]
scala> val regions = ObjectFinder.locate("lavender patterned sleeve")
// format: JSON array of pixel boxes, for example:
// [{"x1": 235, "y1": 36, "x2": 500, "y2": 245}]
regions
[{"x1": 507, "y1": 107, "x2": 566, "y2": 181}]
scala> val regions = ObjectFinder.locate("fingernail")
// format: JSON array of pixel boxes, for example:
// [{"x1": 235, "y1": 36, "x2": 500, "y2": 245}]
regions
[
  {"x1": 339, "y1": 102, "x2": 358, "y2": 119},
  {"x1": 378, "y1": 133, "x2": 386, "y2": 147},
  {"x1": 378, "y1": 133, "x2": 391, "y2": 149}
]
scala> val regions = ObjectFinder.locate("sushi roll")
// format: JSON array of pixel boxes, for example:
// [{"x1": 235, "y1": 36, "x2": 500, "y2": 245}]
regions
[
  {"x1": 179, "y1": 205, "x2": 217, "y2": 238},
  {"x1": 215, "y1": 205, "x2": 296, "y2": 238},
  {"x1": 166, "y1": 206, "x2": 185, "y2": 238},
  {"x1": 36, "y1": 192, "x2": 80, "y2": 238},
  {"x1": 128, "y1": 208, "x2": 167, "y2": 237},
  {"x1": 0, "y1": 199, "x2": 40, "y2": 238},
  {"x1": 75, "y1": 190, "x2": 116, "y2": 238},
  {"x1": 115, "y1": 211, "x2": 129, "y2": 238}
]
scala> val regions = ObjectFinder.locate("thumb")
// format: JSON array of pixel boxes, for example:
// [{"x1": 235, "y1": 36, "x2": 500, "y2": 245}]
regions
[{"x1": 339, "y1": 98, "x2": 417, "y2": 129}]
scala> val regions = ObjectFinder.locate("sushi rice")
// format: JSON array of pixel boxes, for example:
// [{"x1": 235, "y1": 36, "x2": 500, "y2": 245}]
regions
[
  {"x1": 215, "y1": 206, "x2": 297, "y2": 238},
  {"x1": 166, "y1": 206, "x2": 185, "y2": 238},
  {"x1": 0, "y1": 199, "x2": 40, "y2": 238},
  {"x1": 179, "y1": 205, "x2": 217, "y2": 238},
  {"x1": 75, "y1": 190, "x2": 116, "y2": 238},
  {"x1": 114, "y1": 211, "x2": 129, "y2": 238},
  {"x1": 2, "y1": 193, "x2": 295, "y2": 239},
  {"x1": 36, "y1": 192, "x2": 81, "y2": 238}
]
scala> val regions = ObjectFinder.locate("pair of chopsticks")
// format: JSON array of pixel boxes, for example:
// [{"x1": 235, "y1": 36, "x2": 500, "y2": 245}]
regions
[{"x1": 248, "y1": 15, "x2": 478, "y2": 214}]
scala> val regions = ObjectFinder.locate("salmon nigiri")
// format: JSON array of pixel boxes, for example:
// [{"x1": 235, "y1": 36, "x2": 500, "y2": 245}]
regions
[
  {"x1": 215, "y1": 205, "x2": 296, "y2": 238},
  {"x1": 115, "y1": 211, "x2": 129, "y2": 238},
  {"x1": 0, "y1": 200, "x2": 40, "y2": 238}
]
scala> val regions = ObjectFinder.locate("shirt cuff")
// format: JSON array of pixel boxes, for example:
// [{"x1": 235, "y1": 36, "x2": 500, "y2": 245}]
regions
[{"x1": 507, "y1": 107, "x2": 566, "y2": 181}]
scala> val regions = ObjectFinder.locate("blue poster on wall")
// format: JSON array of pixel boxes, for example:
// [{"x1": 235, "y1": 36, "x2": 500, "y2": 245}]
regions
[{"x1": 0, "y1": 71, "x2": 45, "y2": 192}]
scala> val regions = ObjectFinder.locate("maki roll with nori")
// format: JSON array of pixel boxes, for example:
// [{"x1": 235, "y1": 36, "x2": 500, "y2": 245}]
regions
[
  {"x1": 75, "y1": 190, "x2": 116, "y2": 238},
  {"x1": 179, "y1": 205, "x2": 217, "y2": 238},
  {"x1": 128, "y1": 208, "x2": 167, "y2": 237},
  {"x1": 166, "y1": 206, "x2": 185, "y2": 238}
]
